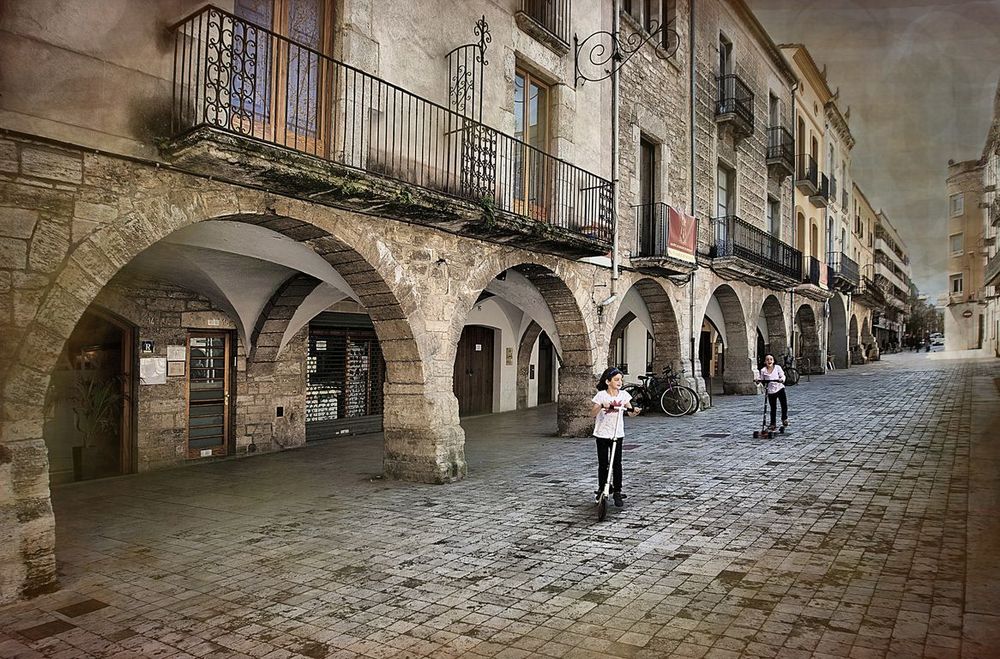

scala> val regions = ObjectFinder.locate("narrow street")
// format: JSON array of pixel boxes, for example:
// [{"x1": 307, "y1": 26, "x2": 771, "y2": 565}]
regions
[{"x1": 1, "y1": 353, "x2": 998, "y2": 658}]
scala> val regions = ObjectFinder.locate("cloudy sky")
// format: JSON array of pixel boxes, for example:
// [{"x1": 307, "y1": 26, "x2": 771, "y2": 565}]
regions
[{"x1": 748, "y1": 0, "x2": 1000, "y2": 300}]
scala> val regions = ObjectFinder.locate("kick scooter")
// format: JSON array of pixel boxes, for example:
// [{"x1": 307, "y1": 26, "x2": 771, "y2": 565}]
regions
[
  {"x1": 595, "y1": 438, "x2": 619, "y2": 521},
  {"x1": 752, "y1": 378, "x2": 786, "y2": 439}
]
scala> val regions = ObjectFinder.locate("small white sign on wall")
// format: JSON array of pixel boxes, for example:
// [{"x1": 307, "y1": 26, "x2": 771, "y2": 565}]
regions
[
  {"x1": 139, "y1": 357, "x2": 167, "y2": 385},
  {"x1": 166, "y1": 345, "x2": 186, "y2": 362},
  {"x1": 475, "y1": 344, "x2": 482, "y2": 351}
]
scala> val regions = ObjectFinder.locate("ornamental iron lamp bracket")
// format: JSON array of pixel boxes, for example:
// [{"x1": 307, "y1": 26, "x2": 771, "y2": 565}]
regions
[{"x1": 574, "y1": 19, "x2": 679, "y2": 87}]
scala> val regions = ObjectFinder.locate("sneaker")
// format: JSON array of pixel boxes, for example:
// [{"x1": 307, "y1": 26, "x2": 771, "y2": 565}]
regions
[
  {"x1": 594, "y1": 492, "x2": 601, "y2": 503},
  {"x1": 768, "y1": 425, "x2": 777, "y2": 432},
  {"x1": 782, "y1": 419, "x2": 790, "y2": 427},
  {"x1": 613, "y1": 492, "x2": 624, "y2": 507}
]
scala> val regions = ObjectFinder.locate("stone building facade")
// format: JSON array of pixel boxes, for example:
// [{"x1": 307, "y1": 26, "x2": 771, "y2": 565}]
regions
[
  {"x1": 944, "y1": 159, "x2": 987, "y2": 351},
  {"x1": 982, "y1": 81, "x2": 1000, "y2": 358},
  {"x1": 873, "y1": 212, "x2": 912, "y2": 348},
  {"x1": 0, "y1": 0, "x2": 889, "y2": 604}
]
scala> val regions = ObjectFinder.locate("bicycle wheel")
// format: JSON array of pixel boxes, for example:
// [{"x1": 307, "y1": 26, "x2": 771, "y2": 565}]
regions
[
  {"x1": 786, "y1": 367, "x2": 800, "y2": 386},
  {"x1": 681, "y1": 386, "x2": 700, "y2": 414},
  {"x1": 626, "y1": 388, "x2": 649, "y2": 415},
  {"x1": 660, "y1": 386, "x2": 694, "y2": 417}
]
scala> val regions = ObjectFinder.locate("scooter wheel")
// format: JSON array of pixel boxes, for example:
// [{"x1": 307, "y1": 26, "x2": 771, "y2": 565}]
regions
[
  {"x1": 753, "y1": 431, "x2": 760, "y2": 438},
  {"x1": 779, "y1": 427, "x2": 785, "y2": 434}
]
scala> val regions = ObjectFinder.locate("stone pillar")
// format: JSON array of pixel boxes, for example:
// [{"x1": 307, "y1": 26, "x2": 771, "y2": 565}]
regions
[
  {"x1": 556, "y1": 365, "x2": 598, "y2": 437},
  {"x1": 382, "y1": 382, "x2": 466, "y2": 483},
  {"x1": 723, "y1": 354, "x2": 757, "y2": 395}
]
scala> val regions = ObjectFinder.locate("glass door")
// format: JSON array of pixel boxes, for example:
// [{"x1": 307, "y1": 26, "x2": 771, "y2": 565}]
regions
[{"x1": 187, "y1": 333, "x2": 231, "y2": 457}]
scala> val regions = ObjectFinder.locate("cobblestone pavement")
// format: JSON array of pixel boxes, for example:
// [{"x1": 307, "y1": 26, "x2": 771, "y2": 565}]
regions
[{"x1": 2, "y1": 353, "x2": 999, "y2": 658}]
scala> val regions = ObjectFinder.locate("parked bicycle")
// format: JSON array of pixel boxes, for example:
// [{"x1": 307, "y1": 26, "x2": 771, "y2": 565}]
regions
[
  {"x1": 623, "y1": 365, "x2": 699, "y2": 417},
  {"x1": 781, "y1": 353, "x2": 801, "y2": 386}
]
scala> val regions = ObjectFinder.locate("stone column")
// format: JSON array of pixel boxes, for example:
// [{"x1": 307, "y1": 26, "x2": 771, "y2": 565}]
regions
[{"x1": 382, "y1": 381, "x2": 466, "y2": 483}]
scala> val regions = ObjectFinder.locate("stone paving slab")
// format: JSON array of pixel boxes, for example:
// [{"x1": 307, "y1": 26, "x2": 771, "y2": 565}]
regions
[{"x1": 1, "y1": 352, "x2": 998, "y2": 658}]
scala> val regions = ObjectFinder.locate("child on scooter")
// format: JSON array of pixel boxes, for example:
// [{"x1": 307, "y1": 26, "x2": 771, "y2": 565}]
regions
[
  {"x1": 591, "y1": 367, "x2": 641, "y2": 507},
  {"x1": 757, "y1": 354, "x2": 788, "y2": 431}
]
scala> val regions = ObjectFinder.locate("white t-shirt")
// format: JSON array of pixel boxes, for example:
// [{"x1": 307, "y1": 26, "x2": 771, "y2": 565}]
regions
[
  {"x1": 592, "y1": 389, "x2": 633, "y2": 439},
  {"x1": 759, "y1": 365, "x2": 785, "y2": 395}
]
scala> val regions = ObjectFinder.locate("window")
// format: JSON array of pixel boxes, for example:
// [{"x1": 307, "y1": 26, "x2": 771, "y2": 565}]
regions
[
  {"x1": 950, "y1": 233, "x2": 964, "y2": 255},
  {"x1": 716, "y1": 163, "x2": 734, "y2": 217},
  {"x1": 513, "y1": 68, "x2": 551, "y2": 214},
  {"x1": 769, "y1": 93, "x2": 780, "y2": 128},
  {"x1": 767, "y1": 197, "x2": 780, "y2": 236},
  {"x1": 950, "y1": 273, "x2": 964, "y2": 294},
  {"x1": 950, "y1": 193, "x2": 964, "y2": 217},
  {"x1": 233, "y1": 0, "x2": 333, "y2": 152},
  {"x1": 719, "y1": 34, "x2": 732, "y2": 77},
  {"x1": 521, "y1": 0, "x2": 570, "y2": 43}
]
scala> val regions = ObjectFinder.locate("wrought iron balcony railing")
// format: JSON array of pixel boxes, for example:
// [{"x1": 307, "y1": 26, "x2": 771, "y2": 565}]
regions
[
  {"x1": 829, "y1": 174, "x2": 838, "y2": 205},
  {"x1": 632, "y1": 202, "x2": 698, "y2": 258},
  {"x1": 795, "y1": 154, "x2": 818, "y2": 192},
  {"x1": 986, "y1": 252, "x2": 1000, "y2": 287},
  {"x1": 766, "y1": 127, "x2": 794, "y2": 175},
  {"x1": 856, "y1": 276, "x2": 886, "y2": 307},
  {"x1": 716, "y1": 74, "x2": 754, "y2": 133},
  {"x1": 520, "y1": 0, "x2": 571, "y2": 45},
  {"x1": 711, "y1": 215, "x2": 802, "y2": 280},
  {"x1": 991, "y1": 198, "x2": 1000, "y2": 226},
  {"x1": 828, "y1": 252, "x2": 860, "y2": 288},
  {"x1": 810, "y1": 173, "x2": 830, "y2": 207},
  {"x1": 803, "y1": 256, "x2": 822, "y2": 286},
  {"x1": 171, "y1": 6, "x2": 611, "y2": 243}
]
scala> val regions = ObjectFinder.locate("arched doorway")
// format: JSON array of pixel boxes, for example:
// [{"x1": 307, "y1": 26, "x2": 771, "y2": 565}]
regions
[
  {"x1": 828, "y1": 294, "x2": 848, "y2": 369},
  {"x1": 699, "y1": 285, "x2": 753, "y2": 395},
  {"x1": 849, "y1": 314, "x2": 860, "y2": 364},
  {"x1": 43, "y1": 308, "x2": 136, "y2": 484},
  {"x1": 794, "y1": 304, "x2": 822, "y2": 374},
  {"x1": 607, "y1": 278, "x2": 682, "y2": 380},
  {"x1": 757, "y1": 295, "x2": 788, "y2": 367}
]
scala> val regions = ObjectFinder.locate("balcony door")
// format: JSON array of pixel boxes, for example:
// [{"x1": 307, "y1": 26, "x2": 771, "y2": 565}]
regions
[
  {"x1": 513, "y1": 69, "x2": 551, "y2": 220},
  {"x1": 233, "y1": 0, "x2": 334, "y2": 155},
  {"x1": 638, "y1": 137, "x2": 656, "y2": 256}
]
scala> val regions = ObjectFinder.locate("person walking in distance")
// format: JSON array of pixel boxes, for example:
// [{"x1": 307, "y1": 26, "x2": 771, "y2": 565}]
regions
[
  {"x1": 591, "y1": 367, "x2": 641, "y2": 507},
  {"x1": 757, "y1": 354, "x2": 788, "y2": 432}
]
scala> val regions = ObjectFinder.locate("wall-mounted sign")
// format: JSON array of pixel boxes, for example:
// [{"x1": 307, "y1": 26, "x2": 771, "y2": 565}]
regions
[
  {"x1": 140, "y1": 340, "x2": 154, "y2": 354},
  {"x1": 962, "y1": 309, "x2": 973, "y2": 318},
  {"x1": 139, "y1": 357, "x2": 166, "y2": 385},
  {"x1": 505, "y1": 347, "x2": 513, "y2": 366},
  {"x1": 474, "y1": 344, "x2": 482, "y2": 351},
  {"x1": 166, "y1": 345, "x2": 186, "y2": 361}
]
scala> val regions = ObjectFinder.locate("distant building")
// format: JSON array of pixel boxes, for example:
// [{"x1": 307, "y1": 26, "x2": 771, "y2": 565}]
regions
[
  {"x1": 944, "y1": 159, "x2": 987, "y2": 350},
  {"x1": 982, "y1": 80, "x2": 1000, "y2": 357},
  {"x1": 873, "y1": 213, "x2": 912, "y2": 348}
]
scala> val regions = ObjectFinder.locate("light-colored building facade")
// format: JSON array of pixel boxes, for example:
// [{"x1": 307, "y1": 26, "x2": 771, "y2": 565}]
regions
[
  {"x1": 847, "y1": 183, "x2": 883, "y2": 357},
  {"x1": 944, "y1": 159, "x2": 987, "y2": 350},
  {"x1": 873, "y1": 212, "x2": 912, "y2": 347},
  {"x1": 978, "y1": 80, "x2": 1000, "y2": 357}
]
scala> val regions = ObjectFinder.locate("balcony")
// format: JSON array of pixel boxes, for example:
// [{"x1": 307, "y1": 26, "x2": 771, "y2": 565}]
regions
[
  {"x1": 166, "y1": 6, "x2": 612, "y2": 259},
  {"x1": 516, "y1": 0, "x2": 571, "y2": 53},
  {"x1": 710, "y1": 215, "x2": 802, "y2": 286},
  {"x1": 809, "y1": 173, "x2": 830, "y2": 207},
  {"x1": 828, "y1": 252, "x2": 860, "y2": 292},
  {"x1": 716, "y1": 74, "x2": 754, "y2": 139},
  {"x1": 986, "y1": 252, "x2": 1000, "y2": 287},
  {"x1": 795, "y1": 154, "x2": 818, "y2": 195},
  {"x1": 991, "y1": 198, "x2": 1000, "y2": 226},
  {"x1": 842, "y1": 188, "x2": 849, "y2": 210},
  {"x1": 766, "y1": 127, "x2": 794, "y2": 178},
  {"x1": 795, "y1": 255, "x2": 833, "y2": 300},
  {"x1": 855, "y1": 276, "x2": 886, "y2": 309},
  {"x1": 630, "y1": 203, "x2": 698, "y2": 276},
  {"x1": 829, "y1": 174, "x2": 838, "y2": 207}
]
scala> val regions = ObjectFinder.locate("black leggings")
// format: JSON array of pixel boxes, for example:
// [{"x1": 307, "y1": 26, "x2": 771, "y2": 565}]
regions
[
  {"x1": 595, "y1": 437, "x2": 623, "y2": 494},
  {"x1": 767, "y1": 389, "x2": 788, "y2": 426}
]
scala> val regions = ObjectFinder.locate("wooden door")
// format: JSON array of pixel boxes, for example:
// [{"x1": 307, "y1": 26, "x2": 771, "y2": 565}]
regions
[
  {"x1": 537, "y1": 332, "x2": 554, "y2": 404},
  {"x1": 453, "y1": 325, "x2": 494, "y2": 416},
  {"x1": 187, "y1": 332, "x2": 232, "y2": 458}
]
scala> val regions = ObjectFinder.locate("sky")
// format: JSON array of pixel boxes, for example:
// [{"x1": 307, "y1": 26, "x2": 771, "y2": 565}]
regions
[{"x1": 748, "y1": 0, "x2": 1000, "y2": 301}]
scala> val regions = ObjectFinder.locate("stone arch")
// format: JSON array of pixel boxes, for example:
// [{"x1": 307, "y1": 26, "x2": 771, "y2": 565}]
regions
[
  {"x1": 759, "y1": 294, "x2": 788, "y2": 359},
  {"x1": 608, "y1": 312, "x2": 637, "y2": 368},
  {"x1": 516, "y1": 321, "x2": 544, "y2": 410},
  {"x1": 2, "y1": 191, "x2": 443, "y2": 601},
  {"x1": 699, "y1": 284, "x2": 754, "y2": 395},
  {"x1": 454, "y1": 258, "x2": 596, "y2": 437},
  {"x1": 248, "y1": 274, "x2": 322, "y2": 365},
  {"x1": 861, "y1": 316, "x2": 872, "y2": 344},
  {"x1": 828, "y1": 294, "x2": 849, "y2": 369},
  {"x1": 795, "y1": 304, "x2": 822, "y2": 374},
  {"x1": 849, "y1": 314, "x2": 860, "y2": 364},
  {"x1": 630, "y1": 278, "x2": 682, "y2": 374}
]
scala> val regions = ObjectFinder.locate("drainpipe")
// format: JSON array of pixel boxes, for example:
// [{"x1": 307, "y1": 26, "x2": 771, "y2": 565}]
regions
[
  {"x1": 688, "y1": 0, "x2": 697, "y2": 380},
  {"x1": 610, "y1": 0, "x2": 621, "y2": 291},
  {"x1": 789, "y1": 81, "x2": 798, "y2": 358}
]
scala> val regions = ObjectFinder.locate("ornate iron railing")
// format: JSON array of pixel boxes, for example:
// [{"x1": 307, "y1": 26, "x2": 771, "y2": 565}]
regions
[
  {"x1": 767, "y1": 126, "x2": 794, "y2": 172},
  {"x1": 796, "y1": 154, "x2": 818, "y2": 189},
  {"x1": 856, "y1": 276, "x2": 886, "y2": 307},
  {"x1": 520, "y1": 0, "x2": 571, "y2": 45},
  {"x1": 829, "y1": 174, "x2": 838, "y2": 204},
  {"x1": 816, "y1": 173, "x2": 830, "y2": 202},
  {"x1": 711, "y1": 215, "x2": 801, "y2": 280},
  {"x1": 828, "y1": 252, "x2": 860, "y2": 287},
  {"x1": 171, "y1": 5, "x2": 612, "y2": 242},
  {"x1": 716, "y1": 74, "x2": 754, "y2": 129}
]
